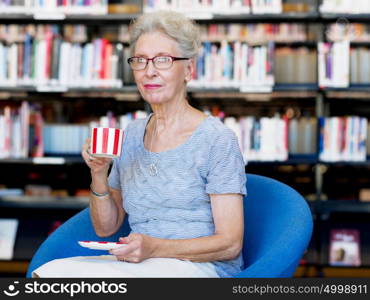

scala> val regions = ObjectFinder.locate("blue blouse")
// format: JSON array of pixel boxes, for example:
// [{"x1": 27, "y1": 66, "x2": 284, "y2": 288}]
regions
[{"x1": 108, "y1": 114, "x2": 247, "y2": 277}]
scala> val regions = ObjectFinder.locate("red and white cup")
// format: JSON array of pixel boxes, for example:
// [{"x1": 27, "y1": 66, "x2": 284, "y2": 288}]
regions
[{"x1": 90, "y1": 127, "x2": 124, "y2": 158}]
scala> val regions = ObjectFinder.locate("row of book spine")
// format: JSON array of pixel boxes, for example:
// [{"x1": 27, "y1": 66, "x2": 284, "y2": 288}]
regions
[
  {"x1": 0, "y1": 0, "x2": 108, "y2": 15},
  {"x1": 318, "y1": 41, "x2": 350, "y2": 88},
  {"x1": 144, "y1": 0, "x2": 282, "y2": 15},
  {"x1": 0, "y1": 34, "x2": 133, "y2": 88},
  {"x1": 0, "y1": 23, "x2": 129, "y2": 45},
  {"x1": 1, "y1": 103, "x2": 370, "y2": 162},
  {"x1": 275, "y1": 47, "x2": 317, "y2": 84},
  {"x1": 3, "y1": 1, "x2": 370, "y2": 17},
  {"x1": 4, "y1": 22, "x2": 370, "y2": 45},
  {"x1": 319, "y1": 116, "x2": 368, "y2": 162},
  {"x1": 0, "y1": 105, "x2": 149, "y2": 157},
  {"x1": 320, "y1": 0, "x2": 370, "y2": 14},
  {"x1": 227, "y1": 116, "x2": 285, "y2": 162},
  {"x1": 0, "y1": 102, "x2": 29, "y2": 159},
  {"x1": 199, "y1": 23, "x2": 314, "y2": 43},
  {"x1": 225, "y1": 116, "x2": 318, "y2": 162},
  {"x1": 5, "y1": 23, "x2": 370, "y2": 45},
  {"x1": 229, "y1": 115, "x2": 370, "y2": 162},
  {"x1": 1, "y1": 24, "x2": 369, "y2": 90},
  {"x1": 1, "y1": 39, "x2": 369, "y2": 90},
  {"x1": 350, "y1": 47, "x2": 370, "y2": 84},
  {"x1": 327, "y1": 23, "x2": 370, "y2": 43},
  {"x1": 43, "y1": 111, "x2": 150, "y2": 155},
  {"x1": 319, "y1": 42, "x2": 370, "y2": 87},
  {"x1": 0, "y1": 24, "x2": 90, "y2": 44},
  {"x1": 190, "y1": 41, "x2": 275, "y2": 91}
]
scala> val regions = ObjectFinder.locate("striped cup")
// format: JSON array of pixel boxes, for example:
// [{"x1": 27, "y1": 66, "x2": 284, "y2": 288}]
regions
[{"x1": 90, "y1": 127, "x2": 124, "y2": 158}]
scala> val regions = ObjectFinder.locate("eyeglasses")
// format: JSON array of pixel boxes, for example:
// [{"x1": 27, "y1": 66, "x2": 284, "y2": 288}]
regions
[{"x1": 127, "y1": 55, "x2": 190, "y2": 71}]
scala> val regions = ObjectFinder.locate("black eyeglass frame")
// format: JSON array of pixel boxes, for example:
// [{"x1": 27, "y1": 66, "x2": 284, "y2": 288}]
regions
[{"x1": 127, "y1": 55, "x2": 190, "y2": 70}]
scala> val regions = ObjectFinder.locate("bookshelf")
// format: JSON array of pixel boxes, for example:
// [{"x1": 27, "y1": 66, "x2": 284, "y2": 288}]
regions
[
  {"x1": 312, "y1": 200, "x2": 370, "y2": 215},
  {"x1": 0, "y1": 0, "x2": 370, "y2": 277},
  {"x1": 0, "y1": 196, "x2": 88, "y2": 210}
]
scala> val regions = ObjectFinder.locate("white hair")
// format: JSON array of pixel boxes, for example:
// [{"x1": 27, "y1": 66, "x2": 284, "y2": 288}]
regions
[{"x1": 129, "y1": 10, "x2": 201, "y2": 58}]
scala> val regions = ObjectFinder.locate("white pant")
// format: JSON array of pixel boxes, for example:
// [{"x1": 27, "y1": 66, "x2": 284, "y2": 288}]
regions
[{"x1": 32, "y1": 255, "x2": 219, "y2": 278}]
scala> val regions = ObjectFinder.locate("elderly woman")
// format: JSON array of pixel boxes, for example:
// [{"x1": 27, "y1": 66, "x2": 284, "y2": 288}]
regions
[{"x1": 33, "y1": 10, "x2": 246, "y2": 278}]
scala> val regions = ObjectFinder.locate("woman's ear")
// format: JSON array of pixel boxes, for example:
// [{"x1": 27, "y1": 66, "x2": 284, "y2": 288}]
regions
[{"x1": 185, "y1": 58, "x2": 195, "y2": 82}]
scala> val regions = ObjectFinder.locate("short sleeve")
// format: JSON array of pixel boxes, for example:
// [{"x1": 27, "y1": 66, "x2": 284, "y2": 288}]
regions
[
  {"x1": 205, "y1": 129, "x2": 247, "y2": 195},
  {"x1": 107, "y1": 157, "x2": 121, "y2": 190}
]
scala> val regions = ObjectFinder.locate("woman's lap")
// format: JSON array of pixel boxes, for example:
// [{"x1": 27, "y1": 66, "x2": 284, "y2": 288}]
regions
[{"x1": 32, "y1": 255, "x2": 219, "y2": 278}]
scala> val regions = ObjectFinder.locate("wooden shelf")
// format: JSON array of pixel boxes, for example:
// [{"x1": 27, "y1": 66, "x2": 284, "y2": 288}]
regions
[
  {"x1": 2, "y1": 155, "x2": 370, "y2": 166},
  {"x1": 0, "y1": 157, "x2": 84, "y2": 165},
  {"x1": 0, "y1": 13, "x2": 140, "y2": 23},
  {"x1": 311, "y1": 200, "x2": 370, "y2": 215},
  {"x1": 0, "y1": 12, "x2": 321, "y2": 23},
  {"x1": 0, "y1": 12, "x2": 370, "y2": 24},
  {"x1": 0, "y1": 196, "x2": 89, "y2": 210},
  {"x1": 321, "y1": 13, "x2": 370, "y2": 22},
  {"x1": 295, "y1": 265, "x2": 370, "y2": 277},
  {"x1": 249, "y1": 155, "x2": 318, "y2": 165},
  {"x1": 0, "y1": 261, "x2": 29, "y2": 275}
]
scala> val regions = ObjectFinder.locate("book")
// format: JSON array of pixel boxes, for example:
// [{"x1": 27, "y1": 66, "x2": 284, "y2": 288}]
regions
[
  {"x1": 143, "y1": 0, "x2": 253, "y2": 15},
  {"x1": 319, "y1": 116, "x2": 368, "y2": 162},
  {"x1": 318, "y1": 41, "x2": 350, "y2": 88},
  {"x1": 190, "y1": 41, "x2": 275, "y2": 91},
  {"x1": 275, "y1": 47, "x2": 317, "y2": 84},
  {"x1": 0, "y1": 0, "x2": 108, "y2": 15},
  {"x1": 0, "y1": 24, "x2": 125, "y2": 89},
  {"x1": 320, "y1": 0, "x2": 370, "y2": 14},
  {"x1": 329, "y1": 229, "x2": 361, "y2": 267},
  {"x1": 223, "y1": 115, "x2": 299, "y2": 162},
  {"x1": 327, "y1": 23, "x2": 370, "y2": 43},
  {"x1": 0, "y1": 219, "x2": 19, "y2": 260}
]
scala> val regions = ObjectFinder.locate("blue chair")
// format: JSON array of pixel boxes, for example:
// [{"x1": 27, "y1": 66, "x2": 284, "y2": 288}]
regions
[{"x1": 26, "y1": 174, "x2": 313, "y2": 278}]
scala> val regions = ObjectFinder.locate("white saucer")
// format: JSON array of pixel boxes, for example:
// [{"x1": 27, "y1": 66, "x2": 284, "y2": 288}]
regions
[{"x1": 78, "y1": 241, "x2": 127, "y2": 250}]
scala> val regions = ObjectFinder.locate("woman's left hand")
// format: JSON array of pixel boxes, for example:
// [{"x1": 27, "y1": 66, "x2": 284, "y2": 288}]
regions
[{"x1": 109, "y1": 233, "x2": 156, "y2": 263}]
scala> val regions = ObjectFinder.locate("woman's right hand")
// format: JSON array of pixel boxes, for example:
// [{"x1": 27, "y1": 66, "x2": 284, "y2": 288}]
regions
[{"x1": 82, "y1": 138, "x2": 112, "y2": 176}]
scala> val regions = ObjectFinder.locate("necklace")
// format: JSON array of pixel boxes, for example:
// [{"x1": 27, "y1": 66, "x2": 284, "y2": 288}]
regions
[{"x1": 147, "y1": 114, "x2": 159, "y2": 176}]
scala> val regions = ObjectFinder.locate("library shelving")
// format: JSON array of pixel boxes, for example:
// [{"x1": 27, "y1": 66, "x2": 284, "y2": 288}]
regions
[{"x1": 1, "y1": 0, "x2": 370, "y2": 277}]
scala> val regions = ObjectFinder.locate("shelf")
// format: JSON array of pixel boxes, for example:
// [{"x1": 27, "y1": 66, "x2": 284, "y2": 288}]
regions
[
  {"x1": 200, "y1": 12, "x2": 320, "y2": 23},
  {"x1": 273, "y1": 83, "x2": 318, "y2": 92},
  {"x1": 0, "y1": 12, "x2": 321, "y2": 23},
  {"x1": 324, "y1": 84, "x2": 370, "y2": 93},
  {"x1": 0, "y1": 86, "x2": 138, "y2": 93},
  {"x1": 0, "y1": 157, "x2": 84, "y2": 165},
  {"x1": 5, "y1": 84, "x2": 370, "y2": 100},
  {"x1": 0, "y1": 196, "x2": 89, "y2": 210},
  {"x1": 275, "y1": 41, "x2": 317, "y2": 47},
  {"x1": 350, "y1": 42, "x2": 370, "y2": 46},
  {"x1": 321, "y1": 13, "x2": 370, "y2": 22},
  {"x1": 0, "y1": 261, "x2": 29, "y2": 275},
  {"x1": 312, "y1": 200, "x2": 370, "y2": 214},
  {"x1": 0, "y1": 84, "x2": 321, "y2": 100},
  {"x1": 188, "y1": 84, "x2": 319, "y2": 100},
  {"x1": 0, "y1": 155, "x2": 319, "y2": 166},
  {"x1": 324, "y1": 85, "x2": 370, "y2": 99},
  {"x1": 299, "y1": 262, "x2": 370, "y2": 269},
  {"x1": 2, "y1": 155, "x2": 369, "y2": 166},
  {"x1": 248, "y1": 154, "x2": 318, "y2": 165},
  {"x1": 0, "y1": 84, "x2": 318, "y2": 93},
  {"x1": 320, "y1": 159, "x2": 370, "y2": 167},
  {"x1": 1, "y1": 12, "x2": 370, "y2": 24},
  {"x1": 0, "y1": 13, "x2": 140, "y2": 23}
]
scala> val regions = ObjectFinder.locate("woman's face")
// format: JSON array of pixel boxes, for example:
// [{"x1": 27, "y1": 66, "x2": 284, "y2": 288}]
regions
[{"x1": 132, "y1": 31, "x2": 193, "y2": 105}]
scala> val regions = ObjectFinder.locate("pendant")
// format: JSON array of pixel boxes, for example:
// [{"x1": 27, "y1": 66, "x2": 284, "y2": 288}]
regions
[{"x1": 149, "y1": 163, "x2": 158, "y2": 176}]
